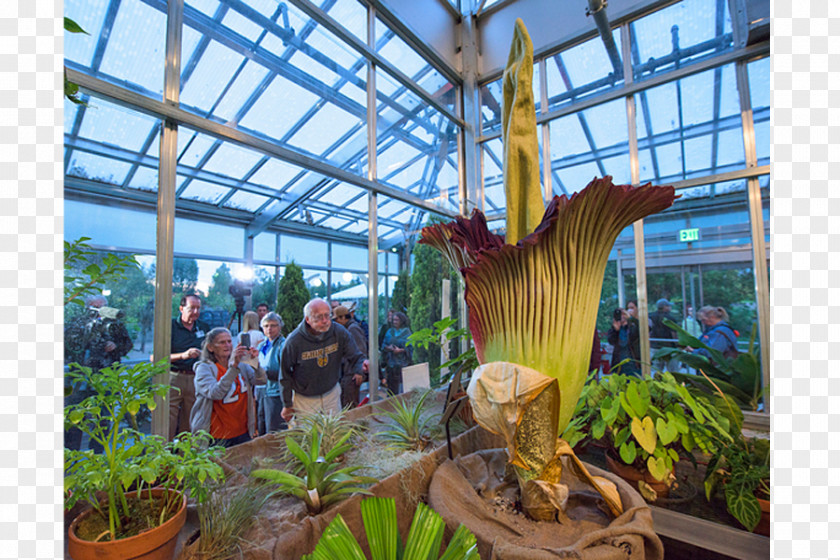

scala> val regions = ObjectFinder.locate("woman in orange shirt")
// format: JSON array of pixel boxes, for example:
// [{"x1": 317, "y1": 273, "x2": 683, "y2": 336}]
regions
[{"x1": 190, "y1": 327, "x2": 266, "y2": 447}]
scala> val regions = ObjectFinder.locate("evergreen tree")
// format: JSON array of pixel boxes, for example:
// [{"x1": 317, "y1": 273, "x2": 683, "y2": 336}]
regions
[
  {"x1": 250, "y1": 267, "x2": 277, "y2": 309},
  {"x1": 206, "y1": 263, "x2": 234, "y2": 309},
  {"x1": 172, "y1": 257, "x2": 199, "y2": 293},
  {"x1": 407, "y1": 217, "x2": 454, "y2": 371},
  {"x1": 390, "y1": 269, "x2": 410, "y2": 315},
  {"x1": 276, "y1": 262, "x2": 310, "y2": 334}
]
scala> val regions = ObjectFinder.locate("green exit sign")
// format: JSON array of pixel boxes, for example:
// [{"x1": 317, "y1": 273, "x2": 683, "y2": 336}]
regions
[{"x1": 679, "y1": 228, "x2": 700, "y2": 242}]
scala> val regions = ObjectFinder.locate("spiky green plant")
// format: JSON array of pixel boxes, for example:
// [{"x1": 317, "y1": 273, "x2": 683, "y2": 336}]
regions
[
  {"x1": 302, "y1": 497, "x2": 479, "y2": 560},
  {"x1": 251, "y1": 426, "x2": 377, "y2": 515},
  {"x1": 375, "y1": 389, "x2": 441, "y2": 452},
  {"x1": 191, "y1": 483, "x2": 271, "y2": 560},
  {"x1": 281, "y1": 409, "x2": 363, "y2": 467}
]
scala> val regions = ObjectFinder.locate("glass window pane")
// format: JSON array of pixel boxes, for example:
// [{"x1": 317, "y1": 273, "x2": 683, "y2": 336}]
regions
[
  {"x1": 332, "y1": 244, "x2": 368, "y2": 271},
  {"x1": 630, "y1": 0, "x2": 733, "y2": 83},
  {"x1": 549, "y1": 98, "x2": 630, "y2": 193},
  {"x1": 254, "y1": 232, "x2": 276, "y2": 263},
  {"x1": 635, "y1": 64, "x2": 744, "y2": 184},
  {"x1": 544, "y1": 28, "x2": 624, "y2": 114},
  {"x1": 281, "y1": 235, "x2": 327, "y2": 267},
  {"x1": 748, "y1": 57, "x2": 769, "y2": 166},
  {"x1": 375, "y1": 17, "x2": 455, "y2": 115}
]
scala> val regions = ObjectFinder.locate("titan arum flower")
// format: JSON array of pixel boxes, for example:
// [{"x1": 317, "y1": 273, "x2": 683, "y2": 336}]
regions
[{"x1": 419, "y1": 19, "x2": 677, "y2": 520}]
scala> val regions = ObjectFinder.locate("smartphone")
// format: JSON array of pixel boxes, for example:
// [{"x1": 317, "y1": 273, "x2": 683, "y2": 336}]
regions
[{"x1": 240, "y1": 333, "x2": 251, "y2": 348}]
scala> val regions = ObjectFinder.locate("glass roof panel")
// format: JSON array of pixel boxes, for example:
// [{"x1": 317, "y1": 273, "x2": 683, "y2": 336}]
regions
[
  {"x1": 288, "y1": 102, "x2": 364, "y2": 157},
  {"x1": 375, "y1": 19, "x2": 455, "y2": 114},
  {"x1": 179, "y1": 40, "x2": 246, "y2": 116},
  {"x1": 75, "y1": 98, "x2": 159, "y2": 152},
  {"x1": 210, "y1": 60, "x2": 271, "y2": 123},
  {"x1": 635, "y1": 63, "x2": 744, "y2": 184},
  {"x1": 630, "y1": 0, "x2": 732, "y2": 83},
  {"x1": 220, "y1": 6, "x2": 266, "y2": 41},
  {"x1": 544, "y1": 28, "x2": 623, "y2": 115},
  {"x1": 177, "y1": 131, "x2": 218, "y2": 167},
  {"x1": 201, "y1": 143, "x2": 264, "y2": 179},
  {"x1": 327, "y1": 0, "x2": 368, "y2": 44},
  {"x1": 187, "y1": 0, "x2": 220, "y2": 17},
  {"x1": 178, "y1": 178, "x2": 231, "y2": 205},
  {"x1": 64, "y1": 0, "x2": 109, "y2": 68},
  {"x1": 97, "y1": 0, "x2": 166, "y2": 96},
  {"x1": 127, "y1": 165, "x2": 159, "y2": 193},
  {"x1": 248, "y1": 158, "x2": 306, "y2": 191},
  {"x1": 238, "y1": 76, "x2": 321, "y2": 140},
  {"x1": 224, "y1": 190, "x2": 270, "y2": 212},
  {"x1": 66, "y1": 151, "x2": 132, "y2": 185}
]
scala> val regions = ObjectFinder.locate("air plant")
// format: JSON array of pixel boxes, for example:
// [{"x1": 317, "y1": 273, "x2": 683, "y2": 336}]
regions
[
  {"x1": 419, "y1": 19, "x2": 677, "y2": 520},
  {"x1": 375, "y1": 389, "x2": 441, "y2": 452}
]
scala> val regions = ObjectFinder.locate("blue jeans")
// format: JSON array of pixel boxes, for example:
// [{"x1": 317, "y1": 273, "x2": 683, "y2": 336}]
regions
[{"x1": 264, "y1": 394, "x2": 287, "y2": 432}]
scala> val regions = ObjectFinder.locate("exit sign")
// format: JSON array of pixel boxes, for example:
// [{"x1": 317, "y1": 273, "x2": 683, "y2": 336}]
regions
[{"x1": 679, "y1": 228, "x2": 700, "y2": 242}]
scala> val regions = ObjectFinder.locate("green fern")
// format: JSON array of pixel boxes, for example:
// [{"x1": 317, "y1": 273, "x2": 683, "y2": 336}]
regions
[
  {"x1": 252, "y1": 426, "x2": 376, "y2": 515},
  {"x1": 303, "y1": 497, "x2": 479, "y2": 560}
]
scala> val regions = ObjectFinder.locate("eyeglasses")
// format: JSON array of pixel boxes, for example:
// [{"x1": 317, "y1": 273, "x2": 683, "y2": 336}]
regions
[{"x1": 310, "y1": 312, "x2": 331, "y2": 322}]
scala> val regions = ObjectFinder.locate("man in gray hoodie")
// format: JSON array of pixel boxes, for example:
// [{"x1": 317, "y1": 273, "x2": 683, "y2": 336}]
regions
[{"x1": 280, "y1": 298, "x2": 369, "y2": 422}]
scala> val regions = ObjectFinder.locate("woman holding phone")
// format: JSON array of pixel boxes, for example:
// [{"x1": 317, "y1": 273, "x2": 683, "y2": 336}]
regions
[{"x1": 190, "y1": 327, "x2": 266, "y2": 447}]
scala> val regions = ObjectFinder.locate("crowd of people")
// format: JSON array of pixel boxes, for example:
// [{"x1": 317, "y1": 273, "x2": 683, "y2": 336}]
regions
[
  {"x1": 65, "y1": 290, "x2": 420, "y2": 451},
  {"x1": 605, "y1": 298, "x2": 740, "y2": 377},
  {"x1": 66, "y1": 285, "x2": 741, "y2": 451}
]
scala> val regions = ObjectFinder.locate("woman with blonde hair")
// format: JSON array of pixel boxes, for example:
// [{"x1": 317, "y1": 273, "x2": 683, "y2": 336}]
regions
[
  {"x1": 190, "y1": 327, "x2": 266, "y2": 447},
  {"x1": 691, "y1": 306, "x2": 739, "y2": 361}
]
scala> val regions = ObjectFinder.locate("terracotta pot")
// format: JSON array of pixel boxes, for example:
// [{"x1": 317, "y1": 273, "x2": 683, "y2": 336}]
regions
[
  {"x1": 605, "y1": 448, "x2": 671, "y2": 499},
  {"x1": 67, "y1": 488, "x2": 187, "y2": 560},
  {"x1": 754, "y1": 496, "x2": 770, "y2": 537}
]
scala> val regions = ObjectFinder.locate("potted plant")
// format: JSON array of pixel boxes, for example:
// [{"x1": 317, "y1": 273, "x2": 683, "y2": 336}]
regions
[
  {"x1": 64, "y1": 360, "x2": 225, "y2": 560},
  {"x1": 704, "y1": 435, "x2": 770, "y2": 535},
  {"x1": 568, "y1": 372, "x2": 734, "y2": 501}
]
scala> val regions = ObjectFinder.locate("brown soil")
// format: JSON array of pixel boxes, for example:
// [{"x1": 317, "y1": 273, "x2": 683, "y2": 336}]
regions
[{"x1": 74, "y1": 495, "x2": 179, "y2": 542}]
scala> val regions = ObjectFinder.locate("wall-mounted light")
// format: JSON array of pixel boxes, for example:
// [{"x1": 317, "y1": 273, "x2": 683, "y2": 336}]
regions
[
  {"x1": 343, "y1": 272, "x2": 353, "y2": 282},
  {"x1": 102, "y1": 289, "x2": 111, "y2": 296},
  {"x1": 310, "y1": 278, "x2": 322, "y2": 287}
]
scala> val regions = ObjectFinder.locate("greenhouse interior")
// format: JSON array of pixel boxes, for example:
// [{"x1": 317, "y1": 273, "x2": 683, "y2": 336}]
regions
[{"x1": 63, "y1": 0, "x2": 770, "y2": 558}]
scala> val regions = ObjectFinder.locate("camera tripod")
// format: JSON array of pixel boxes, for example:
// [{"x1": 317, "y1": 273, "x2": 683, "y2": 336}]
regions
[{"x1": 226, "y1": 296, "x2": 246, "y2": 334}]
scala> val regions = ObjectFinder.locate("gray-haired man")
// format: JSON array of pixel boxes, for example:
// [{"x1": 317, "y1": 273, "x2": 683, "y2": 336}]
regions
[{"x1": 279, "y1": 298, "x2": 368, "y2": 422}]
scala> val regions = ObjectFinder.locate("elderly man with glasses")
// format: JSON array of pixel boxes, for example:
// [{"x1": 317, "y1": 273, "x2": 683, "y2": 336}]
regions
[{"x1": 279, "y1": 298, "x2": 369, "y2": 423}]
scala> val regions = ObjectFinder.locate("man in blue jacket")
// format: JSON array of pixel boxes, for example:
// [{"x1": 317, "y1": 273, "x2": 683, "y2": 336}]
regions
[{"x1": 280, "y1": 298, "x2": 369, "y2": 423}]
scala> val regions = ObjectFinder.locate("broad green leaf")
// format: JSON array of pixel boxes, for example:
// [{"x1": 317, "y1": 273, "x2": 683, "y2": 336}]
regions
[
  {"x1": 631, "y1": 416, "x2": 657, "y2": 455},
  {"x1": 402, "y1": 502, "x2": 444, "y2": 560},
  {"x1": 667, "y1": 448, "x2": 680, "y2": 463},
  {"x1": 614, "y1": 426, "x2": 631, "y2": 447},
  {"x1": 302, "y1": 513, "x2": 367, "y2": 560},
  {"x1": 439, "y1": 524, "x2": 479, "y2": 560},
  {"x1": 646, "y1": 456, "x2": 669, "y2": 482},
  {"x1": 619, "y1": 440, "x2": 637, "y2": 464},
  {"x1": 591, "y1": 418, "x2": 606, "y2": 440},
  {"x1": 626, "y1": 382, "x2": 649, "y2": 417},
  {"x1": 725, "y1": 487, "x2": 762, "y2": 532},
  {"x1": 655, "y1": 417, "x2": 678, "y2": 445},
  {"x1": 64, "y1": 17, "x2": 89, "y2": 34},
  {"x1": 361, "y1": 497, "x2": 398, "y2": 560},
  {"x1": 681, "y1": 431, "x2": 695, "y2": 452}
]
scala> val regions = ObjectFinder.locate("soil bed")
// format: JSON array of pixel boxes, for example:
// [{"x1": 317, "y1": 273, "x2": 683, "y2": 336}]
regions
[{"x1": 74, "y1": 495, "x2": 178, "y2": 542}]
